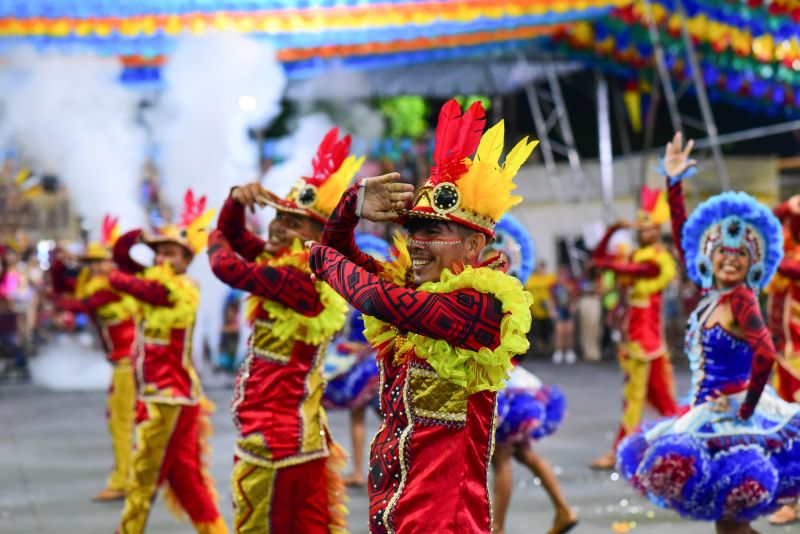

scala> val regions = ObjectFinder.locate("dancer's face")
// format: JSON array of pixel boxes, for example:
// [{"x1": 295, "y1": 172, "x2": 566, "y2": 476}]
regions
[
  {"x1": 637, "y1": 223, "x2": 660, "y2": 246},
  {"x1": 266, "y1": 211, "x2": 322, "y2": 254},
  {"x1": 89, "y1": 259, "x2": 114, "y2": 277},
  {"x1": 711, "y1": 245, "x2": 750, "y2": 288},
  {"x1": 154, "y1": 243, "x2": 192, "y2": 274},
  {"x1": 406, "y1": 220, "x2": 486, "y2": 285}
]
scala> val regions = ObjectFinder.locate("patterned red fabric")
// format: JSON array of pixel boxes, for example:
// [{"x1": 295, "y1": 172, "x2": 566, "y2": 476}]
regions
[
  {"x1": 312, "y1": 185, "x2": 504, "y2": 533},
  {"x1": 310, "y1": 244, "x2": 503, "y2": 351},
  {"x1": 217, "y1": 195, "x2": 267, "y2": 262},
  {"x1": 208, "y1": 229, "x2": 322, "y2": 316},
  {"x1": 724, "y1": 286, "x2": 776, "y2": 419},
  {"x1": 321, "y1": 185, "x2": 383, "y2": 272}
]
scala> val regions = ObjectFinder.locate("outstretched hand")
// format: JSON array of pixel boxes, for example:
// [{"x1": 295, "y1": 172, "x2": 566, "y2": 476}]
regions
[
  {"x1": 663, "y1": 132, "x2": 697, "y2": 178},
  {"x1": 360, "y1": 173, "x2": 415, "y2": 222},
  {"x1": 787, "y1": 195, "x2": 800, "y2": 215},
  {"x1": 232, "y1": 182, "x2": 270, "y2": 213}
]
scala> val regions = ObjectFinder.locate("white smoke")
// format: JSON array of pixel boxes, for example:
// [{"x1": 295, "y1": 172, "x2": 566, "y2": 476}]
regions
[
  {"x1": 151, "y1": 33, "x2": 286, "y2": 366},
  {"x1": 0, "y1": 48, "x2": 147, "y2": 233},
  {"x1": 29, "y1": 334, "x2": 111, "y2": 391},
  {"x1": 262, "y1": 113, "x2": 335, "y2": 196}
]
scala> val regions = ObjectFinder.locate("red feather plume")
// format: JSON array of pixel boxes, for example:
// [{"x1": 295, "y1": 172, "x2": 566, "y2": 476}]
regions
[
  {"x1": 640, "y1": 185, "x2": 660, "y2": 213},
  {"x1": 306, "y1": 127, "x2": 351, "y2": 186},
  {"x1": 430, "y1": 100, "x2": 486, "y2": 184},
  {"x1": 180, "y1": 189, "x2": 207, "y2": 226},
  {"x1": 101, "y1": 215, "x2": 118, "y2": 245}
]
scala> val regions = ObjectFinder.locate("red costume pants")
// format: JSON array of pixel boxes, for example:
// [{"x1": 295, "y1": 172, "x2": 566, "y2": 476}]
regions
[
  {"x1": 614, "y1": 352, "x2": 679, "y2": 448},
  {"x1": 117, "y1": 401, "x2": 227, "y2": 534},
  {"x1": 232, "y1": 457, "x2": 344, "y2": 534}
]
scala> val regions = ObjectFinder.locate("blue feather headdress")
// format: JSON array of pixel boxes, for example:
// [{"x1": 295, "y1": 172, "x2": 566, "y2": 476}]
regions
[
  {"x1": 682, "y1": 191, "x2": 783, "y2": 289},
  {"x1": 355, "y1": 232, "x2": 392, "y2": 262},
  {"x1": 487, "y1": 214, "x2": 536, "y2": 282}
]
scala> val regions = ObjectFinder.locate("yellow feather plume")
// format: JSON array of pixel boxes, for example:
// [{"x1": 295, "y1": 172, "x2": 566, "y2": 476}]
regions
[
  {"x1": 186, "y1": 208, "x2": 217, "y2": 255},
  {"x1": 315, "y1": 155, "x2": 364, "y2": 218},
  {"x1": 381, "y1": 232, "x2": 412, "y2": 287},
  {"x1": 458, "y1": 123, "x2": 537, "y2": 222}
]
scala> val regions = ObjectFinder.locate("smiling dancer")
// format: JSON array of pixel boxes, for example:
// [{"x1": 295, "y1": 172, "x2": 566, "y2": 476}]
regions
[
  {"x1": 208, "y1": 128, "x2": 358, "y2": 533},
  {"x1": 56, "y1": 215, "x2": 138, "y2": 502},
  {"x1": 590, "y1": 186, "x2": 679, "y2": 470},
  {"x1": 110, "y1": 191, "x2": 227, "y2": 534},
  {"x1": 308, "y1": 99, "x2": 535, "y2": 533},
  {"x1": 617, "y1": 133, "x2": 800, "y2": 534}
]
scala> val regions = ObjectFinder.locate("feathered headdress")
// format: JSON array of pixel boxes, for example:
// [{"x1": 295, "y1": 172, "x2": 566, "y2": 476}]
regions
[
  {"x1": 262, "y1": 127, "x2": 364, "y2": 224},
  {"x1": 637, "y1": 186, "x2": 670, "y2": 226},
  {"x1": 145, "y1": 189, "x2": 216, "y2": 256},
  {"x1": 403, "y1": 100, "x2": 538, "y2": 237},
  {"x1": 81, "y1": 215, "x2": 120, "y2": 261},
  {"x1": 682, "y1": 191, "x2": 783, "y2": 289}
]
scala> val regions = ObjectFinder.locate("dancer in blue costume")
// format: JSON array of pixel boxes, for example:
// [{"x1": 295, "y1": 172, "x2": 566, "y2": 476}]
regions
[
  {"x1": 322, "y1": 233, "x2": 388, "y2": 487},
  {"x1": 617, "y1": 133, "x2": 800, "y2": 534},
  {"x1": 489, "y1": 215, "x2": 577, "y2": 534}
]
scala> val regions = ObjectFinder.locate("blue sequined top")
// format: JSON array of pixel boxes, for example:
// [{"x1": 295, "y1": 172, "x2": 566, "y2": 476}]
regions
[{"x1": 692, "y1": 324, "x2": 752, "y2": 405}]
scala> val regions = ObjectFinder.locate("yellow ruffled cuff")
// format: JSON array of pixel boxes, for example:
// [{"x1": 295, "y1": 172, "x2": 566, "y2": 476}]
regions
[
  {"x1": 257, "y1": 281, "x2": 348, "y2": 345},
  {"x1": 140, "y1": 264, "x2": 199, "y2": 328},
  {"x1": 76, "y1": 269, "x2": 139, "y2": 322},
  {"x1": 365, "y1": 267, "x2": 532, "y2": 394},
  {"x1": 631, "y1": 245, "x2": 677, "y2": 297},
  {"x1": 247, "y1": 241, "x2": 348, "y2": 345}
]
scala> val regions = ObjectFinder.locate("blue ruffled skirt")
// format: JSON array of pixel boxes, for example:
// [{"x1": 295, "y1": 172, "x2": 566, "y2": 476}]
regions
[
  {"x1": 322, "y1": 337, "x2": 379, "y2": 411},
  {"x1": 617, "y1": 388, "x2": 800, "y2": 522},
  {"x1": 496, "y1": 365, "x2": 566, "y2": 446}
]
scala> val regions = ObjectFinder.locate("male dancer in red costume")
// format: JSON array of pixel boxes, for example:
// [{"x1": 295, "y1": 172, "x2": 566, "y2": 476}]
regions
[
  {"x1": 57, "y1": 216, "x2": 138, "y2": 501},
  {"x1": 208, "y1": 128, "x2": 358, "y2": 533},
  {"x1": 766, "y1": 194, "x2": 800, "y2": 525},
  {"x1": 590, "y1": 187, "x2": 679, "y2": 469},
  {"x1": 308, "y1": 100, "x2": 535, "y2": 533},
  {"x1": 110, "y1": 191, "x2": 227, "y2": 534}
]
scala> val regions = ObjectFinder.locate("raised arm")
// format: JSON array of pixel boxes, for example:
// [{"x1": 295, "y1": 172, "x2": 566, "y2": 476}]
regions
[
  {"x1": 109, "y1": 270, "x2": 170, "y2": 307},
  {"x1": 591, "y1": 223, "x2": 660, "y2": 277},
  {"x1": 727, "y1": 286, "x2": 775, "y2": 420},
  {"x1": 321, "y1": 183, "x2": 382, "y2": 272},
  {"x1": 592, "y1": 224, "x2": 622, "y2": 260},
  {"x1": 113, "y1": 229, "x2": 147, "y2": 274},
  {"x1": 207, "y1": 229, "x2": 323, "y2": 316},
  {"x1": 309, "y1": 242, "x2": 502, "y2": 351},
  {"x1": 594, "y1": 257, "x2": 661, "y2": 277},
  {"x1": 661, "y1": 132, "x2": 697, "y2": 267},
  {"x1": 217, "y1": 193, "x2": 267, "y2": 262}
]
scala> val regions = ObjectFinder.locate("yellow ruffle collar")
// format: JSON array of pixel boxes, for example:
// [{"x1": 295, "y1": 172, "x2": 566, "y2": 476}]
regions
[
  {"x1": 246, "y1": 240, "x2": 347, "y2": 345},
  {"x1": 75, "y1": 267, "x2": 138, "y2": 322},
  {"x1": 139, "y1": 264, "x2": 199, "y2": 328},
  {"x1": 363, "y1": 236, "x2": 532, "y2": 394}
]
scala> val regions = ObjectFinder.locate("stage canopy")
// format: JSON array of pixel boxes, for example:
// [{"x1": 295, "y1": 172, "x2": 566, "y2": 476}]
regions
[
  {"x1": 0, "y1": 0, "x2": 622, "y2": 81},
  {"x1": 0, "y1": 0, "x2": 797, "y2": 114},
  {"x1": 556, "y1": 0, "x2": 800, "y2": 116}
]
